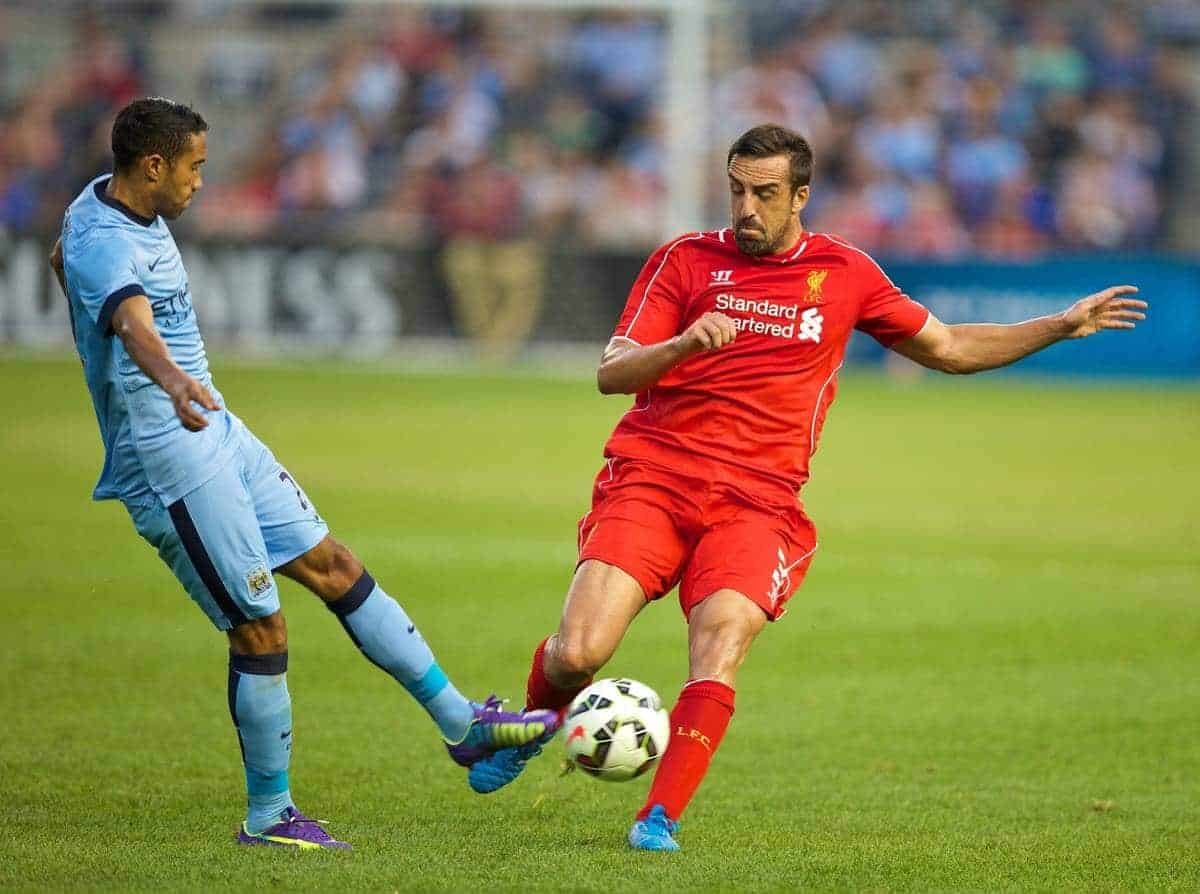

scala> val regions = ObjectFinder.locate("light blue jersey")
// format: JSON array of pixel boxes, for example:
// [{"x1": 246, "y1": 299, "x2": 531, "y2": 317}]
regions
[{"x1": 61, "y1": 174, "x2": 236, "y2": 504}]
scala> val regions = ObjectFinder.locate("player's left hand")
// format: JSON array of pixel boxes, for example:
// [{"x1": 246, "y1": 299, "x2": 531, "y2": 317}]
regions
[{"x1": 1061, "y1": 285, "x2": 1147, "y2": 339}]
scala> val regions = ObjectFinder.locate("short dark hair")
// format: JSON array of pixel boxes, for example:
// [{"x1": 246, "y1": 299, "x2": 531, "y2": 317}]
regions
[
  {"x1": 726, "y1": 123, "x2": 813, "y2": 191},
  {"x1": 111, "y1": 97, "x2": 208, "y2": 172}
]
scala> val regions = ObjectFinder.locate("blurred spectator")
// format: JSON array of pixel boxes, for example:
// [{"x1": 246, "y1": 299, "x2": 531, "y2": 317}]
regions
[
  {"x1": 1015, "y1": 15, "x2": 1089, "y2": 98},
  {"x1": 895, "y1": 184, "x2": 972, "y2": 259},
  {"x1": 976, "y1": 179, "x2": 1052, "y2": 259},
  {"x1": 853, "y1": 86, "x2": 940, "y2": 183},
  {"x1": 1057, "y1": 149, "x2": 1158, "y2": 247},
  {"x1": 945, "y1": 110, "x2": 1030, "y2": 225},
  {"x1": 714, "y1": 50, "x2": 832, "y2": 152},
  {"x1": 428, "y1": 156, "x2": 544, "y2": 362},
  {"x1": 807, "y1": 10, "x2": 882, "y2": 112},
  {"x1": 580, "y1": 161, "x2": 664, "y2": 248}
]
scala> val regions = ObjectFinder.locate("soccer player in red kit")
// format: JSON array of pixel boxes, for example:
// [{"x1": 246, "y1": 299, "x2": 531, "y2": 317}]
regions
[{"x1": 470, "y1": 124, "x2": 1147, "y2": 851}]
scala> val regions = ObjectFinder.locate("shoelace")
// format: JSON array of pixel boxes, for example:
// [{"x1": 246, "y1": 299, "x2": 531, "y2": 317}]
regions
[{"x1": 282, "y1": 813, "x2": 332, "y2": 831}]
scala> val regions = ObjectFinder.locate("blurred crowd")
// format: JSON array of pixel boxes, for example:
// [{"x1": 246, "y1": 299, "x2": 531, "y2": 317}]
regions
[
  {"x1": 1, "y1": 1, "x2": 1197, "y2": 259},
  {"x1": 735, "y1": 1, "x2": 1197, "y2": 258}
]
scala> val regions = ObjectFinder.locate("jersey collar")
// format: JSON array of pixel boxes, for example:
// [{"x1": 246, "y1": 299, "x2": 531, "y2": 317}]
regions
[{"x1": 95, "y1": 177, "x2": 156, "y2": 227}]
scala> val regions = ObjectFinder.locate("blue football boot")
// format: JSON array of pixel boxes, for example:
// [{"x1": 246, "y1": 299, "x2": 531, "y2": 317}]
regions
[
  {"x1": 466, "y1": 724, "x2": 558, "y2": 794},
  {"x1": 628, "y1": 804, "x2": 680, "y2": 852}
]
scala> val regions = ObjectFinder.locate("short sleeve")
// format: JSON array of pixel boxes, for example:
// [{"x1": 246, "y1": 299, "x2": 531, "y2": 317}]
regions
[
  {"x1": 852, "y1": 254, "x2": 930, "y2": 347},
  {"x1": 612, "y1": 236, "x2": 693, "y2": 345},
  {"x1": 65, "y1": 233, "x2": 144, "y2": 335}
]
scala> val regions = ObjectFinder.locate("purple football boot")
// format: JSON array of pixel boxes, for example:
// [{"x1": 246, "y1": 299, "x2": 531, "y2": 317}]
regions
[
  {"x1": 236, "y1": 806, "x2": 351, "y2": 850},
  {"x1": 445, "y1": 695, "x2": 560, "y2": 776}
]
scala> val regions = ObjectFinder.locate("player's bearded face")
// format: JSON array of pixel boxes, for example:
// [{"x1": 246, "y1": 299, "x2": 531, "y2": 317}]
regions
[{"x1": 728, "y1": 154, "x2": 807, "y2": 257}]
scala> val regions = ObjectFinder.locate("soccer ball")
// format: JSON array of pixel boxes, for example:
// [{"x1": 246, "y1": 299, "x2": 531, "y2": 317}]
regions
[{"x1": 563, "y1": 678, "x2": 670, "y2": 781}]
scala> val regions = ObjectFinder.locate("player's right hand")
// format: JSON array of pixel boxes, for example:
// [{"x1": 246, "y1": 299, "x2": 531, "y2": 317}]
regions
[
  {"x1": 680, "y1": 312, "x2": 738, "y2": 355},
  {"x1": 166, "y1": 374, "x2": 221, "y2": 431}
]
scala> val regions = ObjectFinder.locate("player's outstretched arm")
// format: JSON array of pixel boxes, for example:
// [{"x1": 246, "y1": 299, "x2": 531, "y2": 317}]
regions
[
  {"x1": 111, "y1": 297, "x2": 221, "y2": 431},
  {"x1": 598, "y1": 312, "x2": 738, "y2": 394},
  {"x1": 890, "y1": 285, "x2": 1146, "y2": 375}
]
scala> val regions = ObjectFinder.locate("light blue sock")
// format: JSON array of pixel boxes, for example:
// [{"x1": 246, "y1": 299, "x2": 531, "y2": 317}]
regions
[
  {"x1": 328, "y1": 571, "x2": 474, "y2": 741},
  {"x1": 228, "y1": 652, "x2": 295, "y2": 834}
]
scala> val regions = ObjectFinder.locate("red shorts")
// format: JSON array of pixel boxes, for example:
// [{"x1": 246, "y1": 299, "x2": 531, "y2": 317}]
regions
[{"x1": 577, "y1": 458, "x2": 818, "y2": 621}]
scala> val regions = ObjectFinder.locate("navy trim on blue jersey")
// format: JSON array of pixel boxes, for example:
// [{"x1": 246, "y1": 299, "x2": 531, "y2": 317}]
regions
[
  {"x1": 167, "y1": 499, "x2": 250, "y2": 628},
  {"x1": 230, "y1": 651, "x2": 289, "y2": 676},
  {"x1": 94, "y1": 178, "x2": 155, "y2": 227},
  {"x1": 326, "y1": 570, "x2": 376, "y2": 617},
  {"x1": 96, "y1": 283, "x2": 145, "y2": 335}
]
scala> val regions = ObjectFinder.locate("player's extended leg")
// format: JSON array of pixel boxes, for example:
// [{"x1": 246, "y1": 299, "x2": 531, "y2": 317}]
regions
[
  {"x1": 630, "y1": 589, "x2": 766, "y2": 852},
  {"x1": 534, "y1": 559, "x2": 650, "y2": 704},
  {"x1": 276, "y1": 536, "x2": 559, "y2": 772},
  {"x1": 468, "y1": 560, "x2": 650, "y2": 793}
]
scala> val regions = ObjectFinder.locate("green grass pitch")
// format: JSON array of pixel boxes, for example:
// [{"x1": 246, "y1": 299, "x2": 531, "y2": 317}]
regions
[{"x1": 1, "y1": 356, "x2": 1197, "y2": 891}]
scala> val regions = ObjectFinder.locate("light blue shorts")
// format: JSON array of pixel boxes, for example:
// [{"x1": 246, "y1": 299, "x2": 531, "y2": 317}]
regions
[{"x1": 124, "y1": 419, "x2": 329, "y2": 631}]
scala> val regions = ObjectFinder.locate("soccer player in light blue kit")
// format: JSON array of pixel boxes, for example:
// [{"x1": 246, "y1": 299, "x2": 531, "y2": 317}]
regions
[{"x1": 50, "y1": 97, "x2": 559, "y2": 850}]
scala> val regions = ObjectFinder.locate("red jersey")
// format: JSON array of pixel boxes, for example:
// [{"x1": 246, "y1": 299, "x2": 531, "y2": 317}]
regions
[{"x1": 604, "y1": 228, "x2": 929, "y2": 507}]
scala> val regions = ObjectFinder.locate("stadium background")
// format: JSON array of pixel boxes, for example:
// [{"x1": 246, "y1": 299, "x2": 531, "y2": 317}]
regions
[
  {"x1": 3, "y1": 0, "x2": 1199, "y2": 372},
  {"x1": 2, "y1": 1, "x2": 1198, "y2": 890}
]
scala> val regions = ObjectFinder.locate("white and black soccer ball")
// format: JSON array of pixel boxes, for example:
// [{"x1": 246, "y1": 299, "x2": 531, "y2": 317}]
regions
[{"x1": 563, "y1": 678, "x2": 670, "y2": 782}]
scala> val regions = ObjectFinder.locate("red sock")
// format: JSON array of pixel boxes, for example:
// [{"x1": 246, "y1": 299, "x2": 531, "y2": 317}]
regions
[
  {"x1": 525, "y1": 636, "x2": 590, "y2": 714},
  {"x1": 637, "y1": 679, "x2": 735, "y2": 822}
]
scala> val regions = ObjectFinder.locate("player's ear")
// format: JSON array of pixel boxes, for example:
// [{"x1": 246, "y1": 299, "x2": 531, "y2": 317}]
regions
[
  {"x1": 791, "y1": 185, "x2": 810, "y2": 214},
  {"x1": 144, "y1": 153, "x2": 166, "y2": 184}
]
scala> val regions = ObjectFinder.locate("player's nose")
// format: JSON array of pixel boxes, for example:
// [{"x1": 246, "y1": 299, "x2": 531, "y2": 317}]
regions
[{"x1": 737, "y1": 197, "x2": 760, "y2": 220}]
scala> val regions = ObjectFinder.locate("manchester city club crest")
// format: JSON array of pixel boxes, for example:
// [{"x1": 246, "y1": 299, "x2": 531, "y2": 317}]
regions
[{"x1": 245, "y1": 565, "x2": 272, "y2": 598}]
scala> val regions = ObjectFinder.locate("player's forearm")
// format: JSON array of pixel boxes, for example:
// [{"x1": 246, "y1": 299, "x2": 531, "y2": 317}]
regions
[
  {"x1": 942, "y1": 315, "x2": 1072, "y2": 374},
  {"x1": 115, "y1": 316, "x2": 192, "y2": 395},
  {"x1": 597, "y1": 337, "x2": 694, "y2": 394}
]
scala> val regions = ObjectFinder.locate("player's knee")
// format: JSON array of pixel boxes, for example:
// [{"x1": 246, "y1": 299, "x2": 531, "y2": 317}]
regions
[
  {"x1": 326, "y1": 540, "x2": 364, "y2": 591},
  {"x1": 692, "y1": 592, "x2": 766, "y2": 639},
  {"x1": 228, "y1": 611, "x2": 288, "y2": 655},
  {"x1": 290, "y1": 535, "x2": 365, "y2": 601},
  {"x1": 551, "y1": 633, "x2": 610, "y2": 680},
  {"x1": 700, "y1": 607, "x2": 765, "y2": 653}
]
